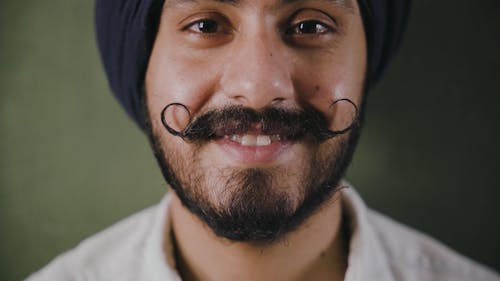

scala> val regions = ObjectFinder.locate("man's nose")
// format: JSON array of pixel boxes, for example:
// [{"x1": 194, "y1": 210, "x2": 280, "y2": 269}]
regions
[{"x1": 219, "y1": 33, "x2": 294, "y2": 109}]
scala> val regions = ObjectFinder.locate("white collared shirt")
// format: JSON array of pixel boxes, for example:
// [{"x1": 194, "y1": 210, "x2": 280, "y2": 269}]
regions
[{"x1": 26, "y1": 185, "x2": 499, "y2": 281}]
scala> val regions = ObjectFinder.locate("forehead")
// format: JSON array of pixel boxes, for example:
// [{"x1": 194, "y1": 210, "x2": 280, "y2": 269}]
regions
[{"x1": 164, "y1": 0, "x2": 357, "y2": 14}]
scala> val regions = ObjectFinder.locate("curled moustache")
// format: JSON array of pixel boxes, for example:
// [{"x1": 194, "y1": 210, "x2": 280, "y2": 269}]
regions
[{"x1": 160, "y1": 99, "x2": 359, "y2": 143}]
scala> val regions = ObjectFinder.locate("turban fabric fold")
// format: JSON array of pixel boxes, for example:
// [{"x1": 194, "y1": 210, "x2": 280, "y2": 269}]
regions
[{"x1": 95, "y1": 0, "x2": 412, "y2": 130}]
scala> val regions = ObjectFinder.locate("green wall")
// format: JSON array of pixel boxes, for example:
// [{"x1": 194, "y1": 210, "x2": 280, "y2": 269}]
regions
[{"x1": 1, "y1": 1, "x2": 499, "y2": 279}]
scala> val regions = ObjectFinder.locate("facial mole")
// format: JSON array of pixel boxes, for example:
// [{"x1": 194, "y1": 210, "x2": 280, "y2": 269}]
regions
[
  {"x1": 269, "y1": 52, "x2": 273, "y2": 57},
  {"x1": 315, "y1": 85, "x2": 320, "y2": 92},
  {"x1": 320, "y1": 251, "x2": 326, "y2": 259}
]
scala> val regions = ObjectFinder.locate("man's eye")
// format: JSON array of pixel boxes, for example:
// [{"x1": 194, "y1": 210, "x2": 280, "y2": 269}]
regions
[
  {"x1": 180, "y1": 15, "x2": 233, "y2": 47},
  {"x1": 288, "y1": 20, "x2": 333, "y2": 35},
  {"x1": 187, "y1": 19, "x2": 221, "y2": 34}
]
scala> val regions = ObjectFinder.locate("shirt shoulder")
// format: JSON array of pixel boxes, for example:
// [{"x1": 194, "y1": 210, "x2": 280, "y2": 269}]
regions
[
  {"x1": 367, "y1": 210, "x2": 500, "y2": 281},
  {"x1": 24, "y1": 205, "x2": 158, "y2": 281}
]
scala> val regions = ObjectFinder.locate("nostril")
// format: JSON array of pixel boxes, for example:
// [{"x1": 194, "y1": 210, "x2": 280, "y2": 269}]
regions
[
  {"x1": 271, "y1": 97, "x2": 285, "y2": 105},
  {"x1": 231, "y1": 95, "x2": 248, "y2": 104}
]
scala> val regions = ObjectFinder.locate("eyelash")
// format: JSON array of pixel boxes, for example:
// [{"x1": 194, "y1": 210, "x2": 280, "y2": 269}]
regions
[
  {"x1": 186, "y1": 19, "x2": 228, "y2": 34},
  {"x1": 286, "y1": 20, "x2": 335, "y2": 35}
]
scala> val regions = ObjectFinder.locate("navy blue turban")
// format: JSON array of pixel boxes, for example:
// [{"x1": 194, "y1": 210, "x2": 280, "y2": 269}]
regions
[{"x1": 95, "y1": 0, "x2": 411, "y2": 130}]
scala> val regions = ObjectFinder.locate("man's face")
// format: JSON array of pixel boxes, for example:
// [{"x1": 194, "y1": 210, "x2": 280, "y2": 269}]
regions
[{"x1": 145, "y1": 0, "x2": 367, "y2": 242}]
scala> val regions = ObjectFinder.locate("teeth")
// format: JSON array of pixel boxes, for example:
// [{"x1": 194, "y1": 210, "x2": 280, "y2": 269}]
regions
[
  {"x1": 241, "y1": 135, "x2": 257, "y2": 146},
  {"x1": 256, "y1": 135, "x2": 271, "y2": 146},
  {"x1": 227, "y1": 134, "x2": 277, "y2": 146}
]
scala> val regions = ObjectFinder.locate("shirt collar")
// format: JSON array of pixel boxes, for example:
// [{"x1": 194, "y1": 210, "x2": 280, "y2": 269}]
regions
[
  {"x1": 341, "y1": 184, "x2": 394, "y2": 281},
  {"x1": 141, "y1": 192, "x2": 181, "y2": 281}
]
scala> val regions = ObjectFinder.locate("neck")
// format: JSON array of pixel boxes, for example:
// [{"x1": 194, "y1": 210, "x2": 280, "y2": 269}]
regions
[{"x1": 167, "y1": 192, "x2": 348, "y2": 281}]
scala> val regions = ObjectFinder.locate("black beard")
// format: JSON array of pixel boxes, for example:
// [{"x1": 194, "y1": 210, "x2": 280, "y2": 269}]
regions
[{"x1": 146, "y1": 105, "x2": 362, "y2": 243}]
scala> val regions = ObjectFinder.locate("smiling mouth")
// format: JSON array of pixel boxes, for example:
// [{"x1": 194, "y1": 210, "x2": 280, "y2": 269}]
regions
[
  {"x1": 210, "y1": 121, "x2": 300, "y2": 164},
  {"x1": 216, "y1": 134, "x2": 292, "y2": 164}
]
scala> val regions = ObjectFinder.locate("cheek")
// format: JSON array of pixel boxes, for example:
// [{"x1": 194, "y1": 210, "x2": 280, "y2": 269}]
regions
[
  {"x1": 293, "y1": 49, "x2": 366, "y2": 131},
  {"x1": 145, "y1": 45, "x2": 224, "y2": 128},
  {"x1": 294, "y1": 66, "x2": 363, "y2": 124}
]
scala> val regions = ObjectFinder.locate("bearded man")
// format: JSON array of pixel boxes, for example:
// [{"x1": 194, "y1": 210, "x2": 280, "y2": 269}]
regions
[{"x1": 26, "y1": 0, "x2": 499, "y2": 280}]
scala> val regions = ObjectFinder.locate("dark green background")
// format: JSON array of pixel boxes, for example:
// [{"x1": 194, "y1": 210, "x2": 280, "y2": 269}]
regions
[{"x1": 1, "y1": 1, "x2": 499, "y2": 280}]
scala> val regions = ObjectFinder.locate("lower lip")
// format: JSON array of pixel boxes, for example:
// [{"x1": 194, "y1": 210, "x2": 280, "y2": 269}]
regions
[{"x1": 215, "y1": 138, "x2": 293, "y2": 165}]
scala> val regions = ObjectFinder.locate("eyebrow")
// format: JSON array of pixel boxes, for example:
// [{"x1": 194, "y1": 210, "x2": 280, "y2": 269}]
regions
[{"x1": 164, "y1": 0, "x2": 356, "y2": 14}]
